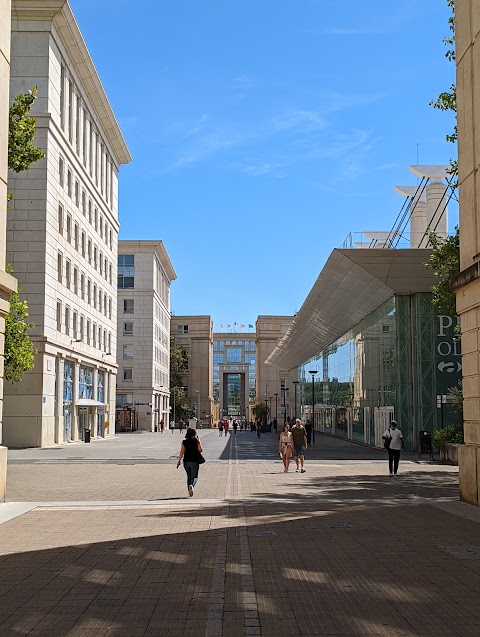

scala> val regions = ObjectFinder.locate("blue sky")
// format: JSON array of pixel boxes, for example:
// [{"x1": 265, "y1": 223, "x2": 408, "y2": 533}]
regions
[{"x1": 70, "y1": 0, "x2": 456, "y2": 330}]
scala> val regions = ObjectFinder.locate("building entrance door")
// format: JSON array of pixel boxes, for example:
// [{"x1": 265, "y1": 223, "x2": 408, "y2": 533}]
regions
[{"x1": 78, "y1": 407, "x2": 88, "y2": 441}]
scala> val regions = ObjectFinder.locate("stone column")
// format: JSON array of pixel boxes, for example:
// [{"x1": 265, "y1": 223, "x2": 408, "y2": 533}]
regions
[
  {"x1": 72, "y1": 362, "x2": 80, "y2": 441},
  {"x1": 452, "y1": 1, "x2": 480, "y2": 504},
  {"x1": 55, "y1": 356, "x2": 64, "y2": 444},
  {"x1": 0, "y1": 1, "x2": 19, "y2": 501}
]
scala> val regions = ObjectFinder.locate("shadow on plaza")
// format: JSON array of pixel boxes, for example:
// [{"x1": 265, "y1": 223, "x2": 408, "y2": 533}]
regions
[{"x1": 0, "y1": 471, "x2": 471, "y2": 636}]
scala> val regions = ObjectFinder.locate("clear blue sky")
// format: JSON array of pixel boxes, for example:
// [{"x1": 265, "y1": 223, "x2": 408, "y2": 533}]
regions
[{"x1": 70, "y1": 0, "x2": 456, "y2": 330}]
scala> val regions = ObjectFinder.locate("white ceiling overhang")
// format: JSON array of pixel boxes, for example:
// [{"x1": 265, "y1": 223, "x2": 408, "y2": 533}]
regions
[
  {"x1": 266, "y1": 248, "x2": 435, "y2": 372},
  {"x1": 76, "y1": 398, "x2": 105, "y2": 407}
]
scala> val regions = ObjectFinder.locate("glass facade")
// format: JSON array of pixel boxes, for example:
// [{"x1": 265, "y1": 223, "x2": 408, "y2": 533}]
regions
[
  {"x1": 79, "y1": 365, "x2": 94, "y2": 399},
  {"x1": 297, "y1": 293, "x2": 460, "y2": 451},
  {"x1": 213, "y1": 337, "x2": 256, "y2": 416}
]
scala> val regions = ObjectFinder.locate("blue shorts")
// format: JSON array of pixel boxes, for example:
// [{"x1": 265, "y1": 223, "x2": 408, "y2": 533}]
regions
[{"x1": 294, "y1": 445, "x2": 305, "y2": 457}]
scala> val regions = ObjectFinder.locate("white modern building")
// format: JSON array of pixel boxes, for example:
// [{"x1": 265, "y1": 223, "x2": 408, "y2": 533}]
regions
[
  {"x1": 116, "y1": 241, "x2": 176, "y2": 432},
  {"x1": 4, "y1": 0, "x2": 131, "y2": 447}
]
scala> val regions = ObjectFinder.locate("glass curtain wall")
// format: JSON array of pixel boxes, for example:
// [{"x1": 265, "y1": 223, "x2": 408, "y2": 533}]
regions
[{"x1": 298, "y1": 293, "x2": 460, "y2": 451}]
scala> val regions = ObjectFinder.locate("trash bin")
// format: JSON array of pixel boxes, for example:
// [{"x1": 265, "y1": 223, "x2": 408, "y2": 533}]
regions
[
  {"x1": 84, "y1": 428, "x2": 91, "y2": 443},
  {"x1": 154, "y1": 425, "x2": 158, "y2": 432}
]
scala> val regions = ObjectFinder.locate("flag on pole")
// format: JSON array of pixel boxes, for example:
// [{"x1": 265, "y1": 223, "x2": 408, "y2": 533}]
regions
[
  {"x1": 248, "y1": 324, "x2": 253, "y2": 328},
  {"x1": 219, "y1": 324, "x2": 223, "y2": 328},
  {"x1": 240, "y1": 324, "x2": 245, "y2": 329},
  {"x1": 227, "y1": 324, "x2": 231, "y2": 328}
]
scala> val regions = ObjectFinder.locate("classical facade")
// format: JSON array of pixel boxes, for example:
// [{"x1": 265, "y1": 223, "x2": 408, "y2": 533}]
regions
[
  {"x1": 0, "y1": 0, "x2": 19, "y2": 496},
  {"x1": 171, "y1": 316, "x2": 213, "y2": 426},
  {"x1": 4, "y1": 1, "x2": 131, "y2": 447},
  {"x1": 452, "y1": 2, "x2": 480, "y2": 504},
  {"x1": 170, "y1": 317, "x2": 292, "y2": 425},
  {"x1": 116, "y1": 241, "x2": 176, "y2": 431}
]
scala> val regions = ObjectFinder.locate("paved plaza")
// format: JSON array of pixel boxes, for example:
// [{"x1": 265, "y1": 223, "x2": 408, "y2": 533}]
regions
[{"x1": 1, "y1": 430, "x2": 479, "y2": 636}]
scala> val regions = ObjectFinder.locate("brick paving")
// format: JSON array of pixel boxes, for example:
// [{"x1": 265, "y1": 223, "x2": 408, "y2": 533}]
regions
[{"x1": 0, "y1": 431, "x2": 479, "y2": 636}]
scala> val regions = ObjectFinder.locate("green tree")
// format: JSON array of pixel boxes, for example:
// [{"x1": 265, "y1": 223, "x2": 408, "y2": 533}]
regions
[
  {"x1": 425, "y1": 228, "x2": 459, "y2": 316},
  {"x1": 8, "y1": 87, "x2": 45, "y2": 204},
  {"x1": 4, "y1": 89, "x2": 44, "y2": 382},
  {"x1": 169, "y1": 338, "x2": 191, "y2": 419},
  {"x1": 430, "y1": 0, "x2": 457, "y2": 184},
  {"x1": 4, "y1": 268, "x2": 35, "y2": 383}
]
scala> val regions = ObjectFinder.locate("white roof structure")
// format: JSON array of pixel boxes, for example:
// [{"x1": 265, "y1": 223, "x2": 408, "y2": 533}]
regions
[{"x1": 265, "y1": 248, "x2": 436, "y2": 372}]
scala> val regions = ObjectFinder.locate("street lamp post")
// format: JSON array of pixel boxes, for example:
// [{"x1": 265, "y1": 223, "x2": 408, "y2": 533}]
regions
[
  {"x1": 274, "y1": 393, "x2": 278, "y2": 424},
  {"x1": 292, "y1": 381, "x2": 299, "y2": 419},
  {"x1": 194, "y1": 389, "x2": 200, "y2": 428},
  {"x1": 308, "y1": 370, "x2": 318, "y2": 446},
  {"x1": 282, "y1": 387, "x2": 289, "y2": 426}
]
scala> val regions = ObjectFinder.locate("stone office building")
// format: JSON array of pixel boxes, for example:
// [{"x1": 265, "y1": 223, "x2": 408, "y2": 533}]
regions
[
  {"x1": 116, "y1": 241, "x2": 176, "y2": 431},
  {"x1": 4, "y1": 1, "x2": 131, "y2": 447}
]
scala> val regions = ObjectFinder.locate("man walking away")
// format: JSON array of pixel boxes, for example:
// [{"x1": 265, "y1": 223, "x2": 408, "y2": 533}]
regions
[
  {"x1": 382, "y1": 420, "x2": 404, "y2": 476},
  {"x1": 291, "y1": 419, "x2": 307, "y2": 473}
]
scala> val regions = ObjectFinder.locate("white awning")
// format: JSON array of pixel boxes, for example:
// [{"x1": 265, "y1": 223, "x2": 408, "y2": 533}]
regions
[{"x1": 76, "y1": 399, "x2": 105, "y2": 407}]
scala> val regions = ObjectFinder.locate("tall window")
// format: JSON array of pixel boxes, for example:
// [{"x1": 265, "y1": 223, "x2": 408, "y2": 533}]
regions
[
  {"x1": 123, "y1": 368, "x2": 133, "y2": 381},
  {"x1": 123, "y1": 345, "x2": 133, "y2": 359},
  {"x1": 56, "y1": 300, "x2": 62, "y2": 332},
  {"x1": 79, "y1": 365, "x2": 94, "y2": 399},
  {"x1": 57, "y1": 252, "x2": 63, "y2": 283},
  {"x1": 123, "y1": 299, "x2": 134, "y2": 313},
  {"x1": 65, "y1": 260, "x2": 71, "y2": 289},
  {"x1": 58, "y1": 204, "x2": 63, "y2": 235},
  {"x1": 118, "y1": 255, "x2": 135, "y2": 288}
]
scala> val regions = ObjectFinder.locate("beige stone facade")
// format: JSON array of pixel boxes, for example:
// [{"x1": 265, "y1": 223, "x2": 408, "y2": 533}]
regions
[
  {"x1": 4, "y1": 1, "x2": 130, "y2": 448},
  {"x1": 171, "y1": 316, "x2": 213, "y2": 426},
  {"x1": 116, "y1": 241, "x2": 176, "y2": 432},
  {"x1": 255, "y1": 316, "x2": 294, "y2": 424},
  {"x1": 452, "y1": 2, "x2": 480, "y2": 503},
  {"x1": 0, "y1": 0, "x2": 18, "y2": 497}
]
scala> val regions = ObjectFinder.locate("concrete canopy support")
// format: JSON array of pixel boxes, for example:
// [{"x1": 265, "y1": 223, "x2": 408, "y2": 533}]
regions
[{"x1": 453, "y1": 0, "x2": 480, "y2": 505}]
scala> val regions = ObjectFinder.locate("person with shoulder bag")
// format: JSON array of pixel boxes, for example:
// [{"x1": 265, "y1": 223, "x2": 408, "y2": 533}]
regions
[
  {"x1": 382, "y1": 420, "x2": 404, "y2": 476},
  {"x1": 177, "y1": 428, "x2": 204, "y2": 497}
]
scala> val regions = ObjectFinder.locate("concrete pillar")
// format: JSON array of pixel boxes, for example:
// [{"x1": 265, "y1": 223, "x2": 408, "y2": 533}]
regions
[
  {"x1": 452, "y1": 0, "x2": 480, "y2": 505},
  {"x1": 410, "y1": 200, "x2": 427, "y2": 248},
  {"x1": 73, "y1": 362, "x2": 80, "y2": 440},
  {"x1": 425, "y1": 182, "x2": 447, "y2": 240},
  {"x1": 55, "y1": 356, "x2": 64, "y2": 443},
  {"x1": 0, "y1": 0, "x2": 19, "y2": 500}
]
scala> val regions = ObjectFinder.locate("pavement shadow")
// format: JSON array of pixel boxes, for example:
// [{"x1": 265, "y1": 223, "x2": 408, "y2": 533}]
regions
[{"x1": 1, "y1": 489, "x2": 479, "y2": 636}]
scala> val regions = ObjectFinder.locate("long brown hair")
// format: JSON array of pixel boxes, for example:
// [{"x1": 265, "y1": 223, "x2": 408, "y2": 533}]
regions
[{"x1": 185, "y1": 427, "x2": 197, "y2": 439}]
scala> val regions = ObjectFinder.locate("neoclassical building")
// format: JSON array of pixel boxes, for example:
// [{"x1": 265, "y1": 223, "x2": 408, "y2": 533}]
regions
[
  {"x1": 116, "y1": 241, "x2": 176, "y2": 432},
  {"x1": 4, "y1": 1, "x2": 131, "y2": 447}
]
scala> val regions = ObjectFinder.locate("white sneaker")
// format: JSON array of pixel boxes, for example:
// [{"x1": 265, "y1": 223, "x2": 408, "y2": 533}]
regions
[
  {"x1": 295, "y1": 469, "x2": 299, "y2": 473},
  {"x1": 188, "y1": 485, "x2": 193, "y2": 497}
]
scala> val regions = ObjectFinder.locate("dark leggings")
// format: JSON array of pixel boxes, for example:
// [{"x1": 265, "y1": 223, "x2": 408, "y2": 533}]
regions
[
  {"x1": 388, "y1": 449, "x2": 400, "y2": 474},
  {"x1": 184, "y1": 461, "x2": 199, "y2": 487}
]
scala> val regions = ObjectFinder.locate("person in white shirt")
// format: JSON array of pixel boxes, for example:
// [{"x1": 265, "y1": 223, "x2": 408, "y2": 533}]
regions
[{"x1": 382, "y1": 420, "x2": 404, "y2": 476}]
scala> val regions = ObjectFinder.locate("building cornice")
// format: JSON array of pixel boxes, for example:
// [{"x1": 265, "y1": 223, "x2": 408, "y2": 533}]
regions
[{"x1": 11, "y1": 0, "x2": 132, "y2": 166}]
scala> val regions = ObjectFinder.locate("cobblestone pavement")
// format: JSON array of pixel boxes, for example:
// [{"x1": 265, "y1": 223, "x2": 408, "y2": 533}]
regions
[{"x1": 2, "y1": 431, "x2": 480, "y2": 636}]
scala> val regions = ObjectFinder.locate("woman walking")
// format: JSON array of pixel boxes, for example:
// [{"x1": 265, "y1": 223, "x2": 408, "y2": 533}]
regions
[
  {"x1": 279, "y1": 423, "x2": 293, "y2": 472},
  {"x1": 177, "y1": 428, "x2": 203, "y2": 497}
]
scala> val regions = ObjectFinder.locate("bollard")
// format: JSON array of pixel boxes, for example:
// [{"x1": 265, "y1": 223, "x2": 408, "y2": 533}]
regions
[{"x1": 84, "y1": 428, "x2": 91, "y2": 443}]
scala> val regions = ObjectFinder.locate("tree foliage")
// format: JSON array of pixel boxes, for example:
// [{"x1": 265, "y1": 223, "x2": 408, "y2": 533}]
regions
[
  {"x1": 425, "y1": 228, "x2": 460, "y2": 316},
  {"x1": 430, "y1": 0, "x2": 457, "y2": 183},
  {"x1": 169, "y1": 338, "x2": 191, "y2": 419},
  {"x1": 4, "y1": 266, "x2": 35, "y2": 383},
  {"x1": 8, "y1": 87, "x2": 45, "y2": 174}
]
